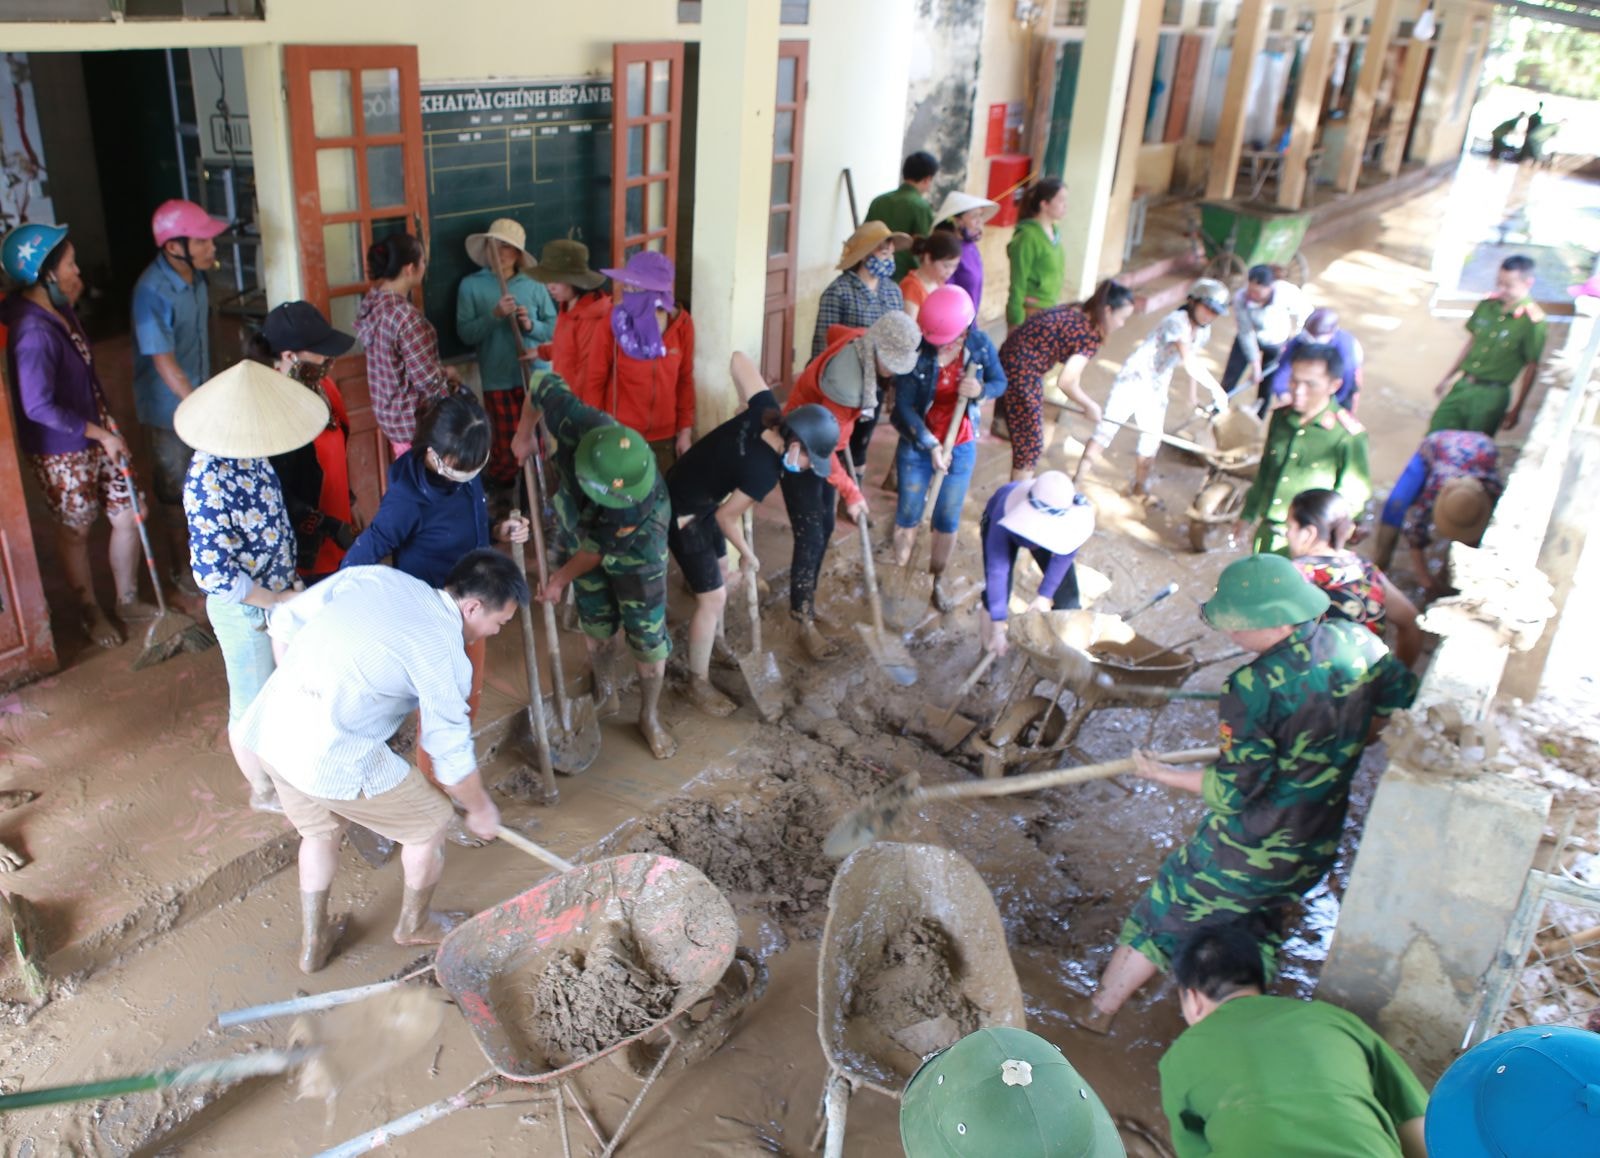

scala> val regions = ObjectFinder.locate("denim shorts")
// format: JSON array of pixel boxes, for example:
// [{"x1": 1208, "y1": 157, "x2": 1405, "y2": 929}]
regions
[
  {"x1": 207, "y1": 596, "x2": 275, "y2": 724},
  {"x1": 895, "y1": 438, "x2": 977, "y2": 533}
]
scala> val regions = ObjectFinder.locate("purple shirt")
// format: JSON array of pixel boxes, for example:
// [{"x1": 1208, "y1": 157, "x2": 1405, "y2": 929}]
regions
[
  {"x1": 1, "y1": 293, "x2": 100, "y2": 456},
  {"x1": 1268, "y1": 329, "x2": 1364, "y2": 408},
  {"x1": 981, "y1": 483, "x2": 1077, "y2": 621},
  {"x1": 948, "y1": 239, "x2": 984, "y2": 321}
]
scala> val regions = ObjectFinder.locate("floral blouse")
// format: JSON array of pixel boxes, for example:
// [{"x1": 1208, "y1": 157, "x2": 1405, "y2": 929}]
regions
[
  {"x1": 182, "y1": 453, "x2": 298, "y2": 603},
  {"x1": 1295, "y1": 550, "x2": 1386, "y2": 635}
]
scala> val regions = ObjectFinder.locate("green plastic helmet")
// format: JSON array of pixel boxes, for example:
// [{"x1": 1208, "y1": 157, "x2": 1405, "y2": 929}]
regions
[
  {"x1": 575, "y1": 423, "x2": 656, "y2": 509},
  {"x1": 1201, "y1": 553, "x2": 1329, "y2": 631},
  {"x1": 899, "y1": 1027, "x2": 1126, "y2": 1158}
]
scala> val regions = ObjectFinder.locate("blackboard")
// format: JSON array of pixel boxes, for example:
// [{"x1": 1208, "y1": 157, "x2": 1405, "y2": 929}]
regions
[{"x1": 420, "y1": 79, "x2": 613, "y2": 360}]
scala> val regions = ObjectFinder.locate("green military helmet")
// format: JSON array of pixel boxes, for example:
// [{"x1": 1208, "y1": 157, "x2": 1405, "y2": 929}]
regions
[
  {"x1": 899, "y1": 1027, "x2": 1125, "y2": 1158},
  {"x1": 575, "y1": 423, "x2": 656, "y2": 509},
  {"x1": 1201, "y1": 552, "x2": 1329, "y2": 631}
]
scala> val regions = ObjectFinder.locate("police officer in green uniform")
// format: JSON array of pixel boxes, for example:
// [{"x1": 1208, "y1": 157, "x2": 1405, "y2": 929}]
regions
[
  {"x1": 898, "y1": 1027, "x2": 1126, "y2": 1157},
  {"x1": 1072, "y1": 554, "x2": 1416, "y2": 1035},
  {"x1": 524, "y1": 371, "x2": 677, "y2": 760},
  {"x1": 865, "y1": 150, "x2": 938, "y2": 281},
  {"x1": 1236, "y1": 343, "x2": 1370, "y2": 556},
  {"x1": 1429, "y1": 254, "x2": 1546, "y2": 435}
]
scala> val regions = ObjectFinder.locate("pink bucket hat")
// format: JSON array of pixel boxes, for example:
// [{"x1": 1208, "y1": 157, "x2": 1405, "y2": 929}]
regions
[{"x1": 1568, "y1": 273, "x2": 1600, "y2": 299}]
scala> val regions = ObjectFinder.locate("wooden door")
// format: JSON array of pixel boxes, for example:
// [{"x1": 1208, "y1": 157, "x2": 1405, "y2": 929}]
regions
[
  {"x1": 761, "y1": 41, "x2": 807, "y2": 389},
  {"x1": 0, "y1": 357, "x2": 56, "y2": 687},
  {"x1": 1164, "y1": 34, "x2": 1204, "y2": 143},
  {"x1": 611, "y1": 42, "x2": 685, "y2": 269},
  {"x1": 283, "y1": 45, "x2": 430, "y2": 518}
]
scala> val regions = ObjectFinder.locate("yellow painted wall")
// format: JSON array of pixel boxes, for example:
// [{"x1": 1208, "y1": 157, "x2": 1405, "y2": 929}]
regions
[
  {"x1": 1135, "y1": 142, "x2": 1177, "y2": 195},
  {"x1": 961, "y1": 1, "x2": 1032, "y2": 325}
]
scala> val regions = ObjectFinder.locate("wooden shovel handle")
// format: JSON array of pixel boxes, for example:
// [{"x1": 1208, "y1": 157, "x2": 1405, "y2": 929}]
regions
[
  {"x1": 496, "y1": 826, "x2": 575, "y2": 872},
  {"x1": 936, "y1": 651, "x2": 997, "y2": 729},
  {"x1": 917, "y1": 746, "x2": 1221, "y2": 804},
  {"x1": 840, "y1": 445, "x2": 888, "y2": 635}
]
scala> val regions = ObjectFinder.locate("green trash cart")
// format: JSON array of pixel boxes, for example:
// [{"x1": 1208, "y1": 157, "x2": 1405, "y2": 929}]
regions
[{"x1": 1193, "y1": 200, "x2": 1313, "y2": 289}]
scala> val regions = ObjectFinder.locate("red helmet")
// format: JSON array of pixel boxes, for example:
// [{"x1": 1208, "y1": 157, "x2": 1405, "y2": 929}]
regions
[{"x1": 151, "y1": 199, "x2": 229, "y2": 247}]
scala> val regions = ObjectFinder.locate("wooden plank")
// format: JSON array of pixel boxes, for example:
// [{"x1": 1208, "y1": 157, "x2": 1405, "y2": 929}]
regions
[
  {"x1": 1277, "y1": 0, "x2": 1337, "y2": 208},
  {"x1": 1203, "y1": 0, "x2": 1271, "y2": 202},
  {"x1": 1335, "y1": 0, "x2": 1402, "y2": 192}
]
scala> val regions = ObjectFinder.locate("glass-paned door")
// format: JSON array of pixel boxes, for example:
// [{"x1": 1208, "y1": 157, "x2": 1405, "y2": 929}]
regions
[
  {"x1": 611, "y1": 42, "x2": 684, "y2": 270},
  {"x1": 762, "y1": 41, "x2": 807, "y2": 389}
]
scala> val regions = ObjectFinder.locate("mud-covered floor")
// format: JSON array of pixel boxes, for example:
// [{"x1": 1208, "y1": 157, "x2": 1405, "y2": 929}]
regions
[{"x1": 2, "y1": 163, "x2": 1598, "y2": 1156}]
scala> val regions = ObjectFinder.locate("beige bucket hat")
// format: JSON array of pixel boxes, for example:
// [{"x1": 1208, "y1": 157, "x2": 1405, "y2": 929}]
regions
[
  {"x1": 465, "y1": 218, "x2": 535, "y2": 271},
  {"x1": 174, "y1": 360, "x2": 330, "y2": 458},
  {"x1": 837, "y1": 220, "x2": 911, "y2": 271},
  {"x1": 1433, "y1": 476, "x2": 1493, "y2": 544}
]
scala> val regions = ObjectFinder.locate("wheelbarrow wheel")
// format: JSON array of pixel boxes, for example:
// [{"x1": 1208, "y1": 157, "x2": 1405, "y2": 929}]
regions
[
  {"x1": 623, "y1": 947, "x2": 768, "y2": 1079},
  {"x1": 1284, "y1": 251, "x2": 1311, "y2": 286},
  {"x1": 1203, "y1": 251, "x2": 1248, "y2": 291},
  {"x1": 1188, "y1": 480, "x2": 1240, "y2": 553}
]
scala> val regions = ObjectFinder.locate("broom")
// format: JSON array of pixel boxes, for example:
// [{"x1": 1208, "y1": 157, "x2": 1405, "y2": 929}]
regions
[
  {"x1": 116, "y1": 456, "x2": 216, "y2": 669},
  {"x1": 1, "y1": 888, "x2": 47, "y2": 1002}
]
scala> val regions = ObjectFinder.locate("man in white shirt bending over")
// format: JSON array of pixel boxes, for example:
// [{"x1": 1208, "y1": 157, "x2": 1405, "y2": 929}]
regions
[
  {"x1": 241, "y1": 550, "x2": 522, "y2": 973},
  {"x1": 1224, "y1": 264, "x2": 1310, "y2": 413}
]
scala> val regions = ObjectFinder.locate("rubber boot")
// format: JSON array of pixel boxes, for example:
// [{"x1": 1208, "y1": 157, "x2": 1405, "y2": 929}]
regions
[
  {"x1": 1370, "y1": 522, "x2": 1400, "y2": 571},
  {"x1": 638, "y1": 672, "x2": 679, "y2": 759},
  {"x1": 793, "y1": 611, "x2": 838, "y2": 661},
  {"x1": 299, "y1": 889, "x2": 349, "y2": 974},
  {"x1": 394, "y1": 883, "x2": 466, "y2": 946},
  {"x1": 711, "y1": 631, "x2": 740, "y2": 670}
]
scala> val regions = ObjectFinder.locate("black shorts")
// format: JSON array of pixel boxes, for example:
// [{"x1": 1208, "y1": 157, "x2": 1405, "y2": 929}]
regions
[{"x1": 667, "y1": 512, "x2": 727, "y2": 595}]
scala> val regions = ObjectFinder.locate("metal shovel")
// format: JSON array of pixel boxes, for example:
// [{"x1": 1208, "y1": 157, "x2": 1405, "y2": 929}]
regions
[
  {"x1": 737, "y1": 510, "x2": 785, "y2": 721},
  {"x1": 841, "y1": 445, "x2": 916, "y2": 686},
  {"x1": 523, "y1": 459, "x2": 601, "y2": 773},
  {"x1": 917, "y1": 650, "x2": 996, "y2": 750}
]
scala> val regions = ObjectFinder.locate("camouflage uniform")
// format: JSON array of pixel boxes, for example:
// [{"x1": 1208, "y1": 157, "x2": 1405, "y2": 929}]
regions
[
  {"x1": 1241, "y1": 400, "x2": 1370, "y2": 556},
  {"x1": 527, "y1": 371, "x2": 671, "y2": 663},
  {"x1": 1119, "y1": 618, "x2": 1416, "y2": 972}
]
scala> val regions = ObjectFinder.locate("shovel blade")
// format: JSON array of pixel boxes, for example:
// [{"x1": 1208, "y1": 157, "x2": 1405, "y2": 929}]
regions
[
  {"x1": 917, "y1": 703, "x2": 979, "y2": 753},
  {"x1": 346, "y1": 824, "x2": 396, "y2": 868},
  {"x1": 853, "y1": 623, "x2": 917, "y2": 686},
  {"x1": 737, "y1": 650, "x2": 785, "y2": 722},
  {"x1": 550, "y1": 691, "x2": 602, "y2": 775},
  {"x1": 822, "y1": 775, "x2": 920, "y2": 860}
]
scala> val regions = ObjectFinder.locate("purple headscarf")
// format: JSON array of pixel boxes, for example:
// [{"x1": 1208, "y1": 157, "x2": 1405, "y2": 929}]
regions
[{"x1": 612, "y1": 289, "x2": 673, "y2": 360}]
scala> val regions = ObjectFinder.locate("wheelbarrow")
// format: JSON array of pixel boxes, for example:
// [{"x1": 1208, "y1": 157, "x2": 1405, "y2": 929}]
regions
[
  {"x1": 1182, "y1": 405, "x2": 1264, "y2": 553},
  {"x1": 814, "y1": 842, "x2": 1025, "y2": 1158},
  {"x1": 969, "y1": 610, "x2": 1199, "y2": 780},
  {"x1": 1191, "y1": 199, "x2": 1312, "y2": 289},
  {"x1": 223, "y1": 854, "x2": 766, "y2": 1157}
]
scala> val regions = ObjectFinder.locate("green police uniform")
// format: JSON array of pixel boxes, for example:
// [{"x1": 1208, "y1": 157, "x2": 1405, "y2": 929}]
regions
[
  {"x1": 1429, "y1": 296, "x2": 1547, "y2": 435},
  {"x1": 527, "y1": 371, "x2": 671, "y2": 663},
  {"x1": 865, "y1": 182, "x2": 934, "y2": 280},
  {"x1": 1118, "y1": 617, "x2": 1416, "y2": 972},
  {"x1": 1241, "y1": 401, "x2": 1370, "y2": 556}
]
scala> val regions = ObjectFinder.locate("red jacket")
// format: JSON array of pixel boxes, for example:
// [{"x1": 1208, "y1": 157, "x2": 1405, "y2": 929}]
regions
[
  {"x1": 785, "y1": 323, "x2": 865, "y2": 510},
  {"x1": 542, "y1": 290, "x2": 614, "y2": 408},
  {"x1": 604, "y1": 307, "x2": 695, "y2": 442}
]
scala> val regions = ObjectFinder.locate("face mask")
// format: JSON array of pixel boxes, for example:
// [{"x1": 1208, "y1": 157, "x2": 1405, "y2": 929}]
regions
[
  {"x1": 45, "y1": 276, "x2": 71, "y2": 309},
  {"x1": 426, "y1": 448, "x2": 485, "y2": 483},
  {"x1": 864, "y1": 253, "x2": 897, "y2": 280},
  {"x1": 287, "y1": 356, "x2": 325, "y2": 389},
  {"x1": 781, "y1": 444, "x2": 806, "y2": 474}
]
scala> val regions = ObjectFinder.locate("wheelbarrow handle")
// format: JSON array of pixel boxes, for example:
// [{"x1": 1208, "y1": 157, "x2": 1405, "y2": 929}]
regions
[{"x1": 215, "y1": 965, "x2": 433, "y2": 1027}]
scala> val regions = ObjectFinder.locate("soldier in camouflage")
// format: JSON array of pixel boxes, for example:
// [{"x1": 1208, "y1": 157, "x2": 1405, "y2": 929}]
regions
[
  {"x1": 522, "y1": 370, "x2": 677, "y2": 760},
  {"x1": 1073, "y1": 553, "x2": 1416, "y2": 1034},
  {"x1": 1236, "y1": 342, "x2": 1370, "y2": 556}
]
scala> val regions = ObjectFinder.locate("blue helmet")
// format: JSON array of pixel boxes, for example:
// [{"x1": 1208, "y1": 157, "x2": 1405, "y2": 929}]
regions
[
  {"x1": 1426, "y1": 1025, "x2": 1600, "y2": 1156},
  {"x1": 1, "y1": 223, "x2": 69, "y2": 285}
]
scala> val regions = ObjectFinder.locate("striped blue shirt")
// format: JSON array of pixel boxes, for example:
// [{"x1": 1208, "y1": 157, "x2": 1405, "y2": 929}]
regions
[{"x1": 239, "y1": 566, "x2": 475, "y2": 799}]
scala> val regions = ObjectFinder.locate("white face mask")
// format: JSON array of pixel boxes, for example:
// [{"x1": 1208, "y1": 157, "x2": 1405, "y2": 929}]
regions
[{"x1": 426, "y1": 447, "x2": 485, "y2": 483}]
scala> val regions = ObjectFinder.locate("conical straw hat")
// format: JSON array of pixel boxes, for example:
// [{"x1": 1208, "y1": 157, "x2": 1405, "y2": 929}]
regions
[{"x1": 174, "y1": 360, "x2": 330, "y2": 458}]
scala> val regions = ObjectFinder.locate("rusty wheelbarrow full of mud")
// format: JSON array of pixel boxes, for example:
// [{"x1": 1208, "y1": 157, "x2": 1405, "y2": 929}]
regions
[
  {"x1": 287, "y1": 854, "x2": 765, "y2": 1157},
  {"x1": 970, "y1": 610, "x2": 1201, "y2": 780},
  {"x1": 814, "y1": 842, "x2": 1024, "y2": 1158}
]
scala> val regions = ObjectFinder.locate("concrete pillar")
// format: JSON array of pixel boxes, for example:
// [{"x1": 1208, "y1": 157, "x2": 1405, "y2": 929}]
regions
[
  {"x1": 1276, "y1": 0, "x2": 1338, "y2": 208},
  {"x1": 1097, "y1": 0, "x2": 1165, "y2": 278},
  {"x1": 242, "y1": 45, "x2": 301, "y2": 306},
  {"x1": 1380, "y1": 2, "x2": 1434, "y2": 178},
  {"x1": 1204, "y1": 0, "x2": 1272, "y2": 202},
  {"x1": 1058, "y1": 0, "x2": 1141, "y2": 301},
  {"x1": 1336, "y1": 0, "x2": 1402, "y2": 192},
  {"x1": 689, "y1": 0, "x2": 780, "y2": 430}
]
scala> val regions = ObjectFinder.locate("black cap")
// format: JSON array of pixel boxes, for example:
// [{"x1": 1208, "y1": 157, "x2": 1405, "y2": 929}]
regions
[
  {"x1": 260, "y1": 300, "x2": 355, "y2": 358},
  {"x1": 1247, "y1": 264, "x2": 1276, "y2": 286}
]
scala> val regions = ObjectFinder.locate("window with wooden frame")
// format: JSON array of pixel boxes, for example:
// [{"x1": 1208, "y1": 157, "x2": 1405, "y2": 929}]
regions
[{"x1": 611, "y1": 42, "x2": 684, "y2": 269}]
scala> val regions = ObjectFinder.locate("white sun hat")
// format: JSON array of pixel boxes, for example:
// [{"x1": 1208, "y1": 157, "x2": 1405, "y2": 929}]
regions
[
  {"x1": 174, "y1": 360, "x2": 330, "y2": 458},
  {"x1": 999, "y1": 471, "x2": 1095, "y2": 556}
]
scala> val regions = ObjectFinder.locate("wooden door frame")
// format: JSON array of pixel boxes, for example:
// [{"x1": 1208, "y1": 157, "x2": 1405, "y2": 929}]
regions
[
  {"x1": 283, "y1": 45, "x2": 430, "y2": 312},
  {"x1": 763, "y1": 39, "x2": 807, "y2": 390},
  {"x1": 0, "y1": 368, "x2": 56, "y2": 686},
  {"x1": 611, "y1": 42, "x2": 685, "y2": 269}
]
